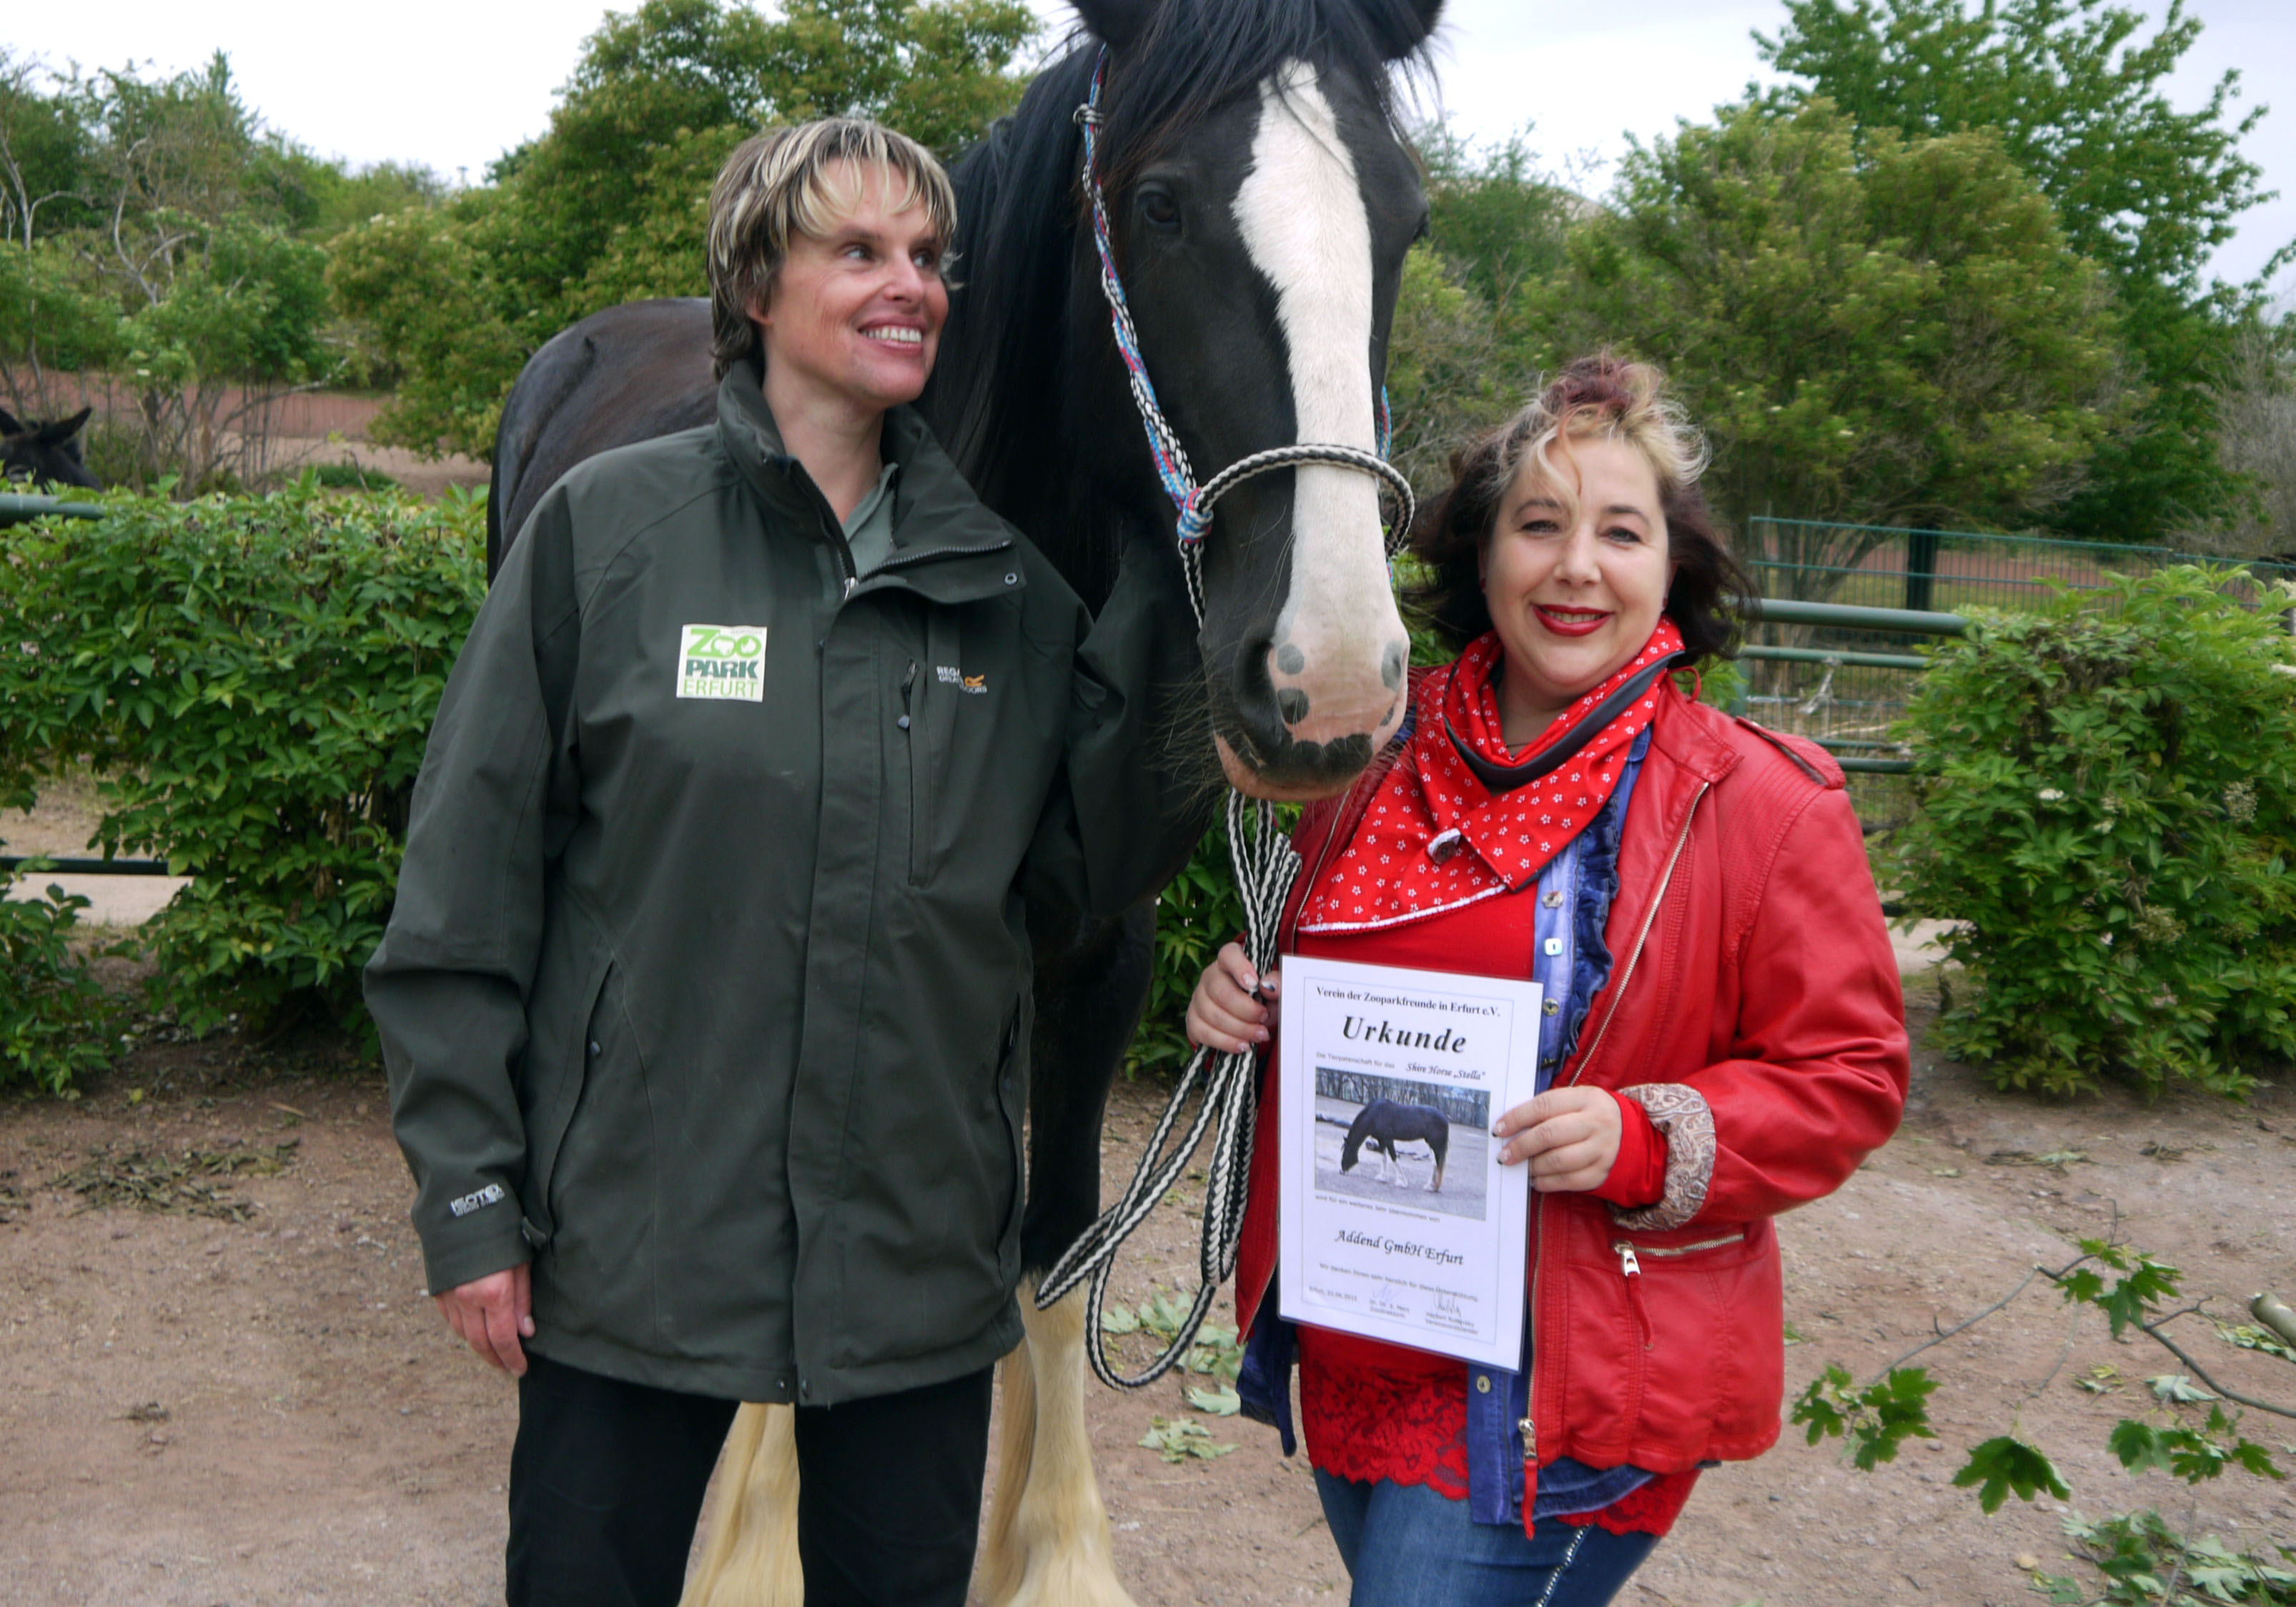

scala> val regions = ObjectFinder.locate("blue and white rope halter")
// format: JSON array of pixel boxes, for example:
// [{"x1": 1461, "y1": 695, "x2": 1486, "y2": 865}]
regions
[
  {"x1": 1039, "y1": 47, "x2": 1413, "y2": 1393},
  {"x1": 1068, "y1": 47, "x2": 1416, "y2": 623}
]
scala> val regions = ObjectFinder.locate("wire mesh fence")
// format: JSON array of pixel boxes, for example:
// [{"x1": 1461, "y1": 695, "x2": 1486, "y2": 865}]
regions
[{"x1": 1732, "y1": 518, "x2": 2296, "y2": 824}]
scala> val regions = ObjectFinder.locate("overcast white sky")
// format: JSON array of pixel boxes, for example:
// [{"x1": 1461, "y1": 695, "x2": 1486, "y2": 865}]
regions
[{"x1": 9, "y1": 1, "x2": 2291, "y2": 292}]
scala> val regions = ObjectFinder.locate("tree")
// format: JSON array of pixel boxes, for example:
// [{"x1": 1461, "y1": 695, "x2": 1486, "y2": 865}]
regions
[
  {"x1": 330, "y1": 0, "x2": 1040, "y2": 460},
  {"x1": 0, "y1": 52, "x2": 341, "y2": 488},
  {"x1": 1757, "y1": 0, "x2": 2290, "y2": 542},
  {"x1": 2203, "y1": 314, "x2": 2296, "y2": 556},
  {"x1": 1523, "y1": 99, "x2": 2121, "y2": 594}
]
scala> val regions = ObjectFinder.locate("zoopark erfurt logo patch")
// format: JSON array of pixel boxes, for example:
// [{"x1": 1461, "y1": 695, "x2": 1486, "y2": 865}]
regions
[{"x1": 678, "y1": 625, "x2": 769, "y2": 702}]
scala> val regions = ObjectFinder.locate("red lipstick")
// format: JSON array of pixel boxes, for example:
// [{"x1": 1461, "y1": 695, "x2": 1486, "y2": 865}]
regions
[{"x1": 1533, "y1": 604, "x2": 1613, "y2": 638}]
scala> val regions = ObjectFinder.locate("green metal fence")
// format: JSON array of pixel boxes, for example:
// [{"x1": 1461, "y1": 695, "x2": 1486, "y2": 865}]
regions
[
  {"x1": 1741, "y1": 516, "x2": 2296, "y2": 613},
  {"x1": 1732, "y1": 520, "x2": 2296, "y2": 809}
]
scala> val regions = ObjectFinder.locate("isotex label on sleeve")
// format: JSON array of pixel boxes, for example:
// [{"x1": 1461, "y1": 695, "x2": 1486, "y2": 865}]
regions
[{"x1": 677, "y1": 624, "x2": 769, "y2": 702}]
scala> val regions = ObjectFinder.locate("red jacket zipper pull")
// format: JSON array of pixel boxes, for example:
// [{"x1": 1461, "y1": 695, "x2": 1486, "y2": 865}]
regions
[{"x1": 1615, "y1": 1242, "x2": 1653, "y2": 1349}]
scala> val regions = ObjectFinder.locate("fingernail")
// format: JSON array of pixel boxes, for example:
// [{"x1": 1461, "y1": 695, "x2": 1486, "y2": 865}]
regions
[{"x1": 1255, "y1": 1029, "x2": 1269, "y2": 1043}]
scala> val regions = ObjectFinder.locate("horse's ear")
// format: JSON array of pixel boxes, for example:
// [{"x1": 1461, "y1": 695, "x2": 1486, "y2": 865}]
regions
[
  {"x1": 1070, "y1": 0, "x2": 1156, "y2": 51},
  {"x1": 0, "y1": 407, "x2": 22, "y2": 437},
  {"x1": 1367, "y1": 0, "x2": 1446, "y2": 58},
  {"x1": 36, "y1": 407, "x2": 93, "y2": 445}
]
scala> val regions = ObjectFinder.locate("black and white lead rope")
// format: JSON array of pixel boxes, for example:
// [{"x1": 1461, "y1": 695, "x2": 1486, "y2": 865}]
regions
[{"x1": 1035, "y1": 49, "x2": 1412, "y2": 1390}]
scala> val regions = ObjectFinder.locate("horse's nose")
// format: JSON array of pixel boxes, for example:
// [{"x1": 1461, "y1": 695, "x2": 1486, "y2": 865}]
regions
[{"x1": 1266, "y1": 631, "x2": 1408, "y2": 745}]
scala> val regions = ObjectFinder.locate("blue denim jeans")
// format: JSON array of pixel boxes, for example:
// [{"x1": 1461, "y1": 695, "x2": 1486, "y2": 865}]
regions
[{"x1": 1315, "y1": 1471, "x2": 1658, "y2": 1607}]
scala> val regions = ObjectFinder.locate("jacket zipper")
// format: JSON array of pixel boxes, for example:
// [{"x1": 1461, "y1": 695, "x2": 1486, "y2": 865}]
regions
[
  {"x1": 1610, "y1": 1231, "x2": 1745, "y2": 1351},
  {"x1": 1568, "y1": 781, "x2": 1708, "y2": 1082},
  {"x1": 872, "y1": 538, "x2": 1013, "y2": 574},
  {"x1": 1522, "y1": 781, "x2": 1708, "y2": 1501}
]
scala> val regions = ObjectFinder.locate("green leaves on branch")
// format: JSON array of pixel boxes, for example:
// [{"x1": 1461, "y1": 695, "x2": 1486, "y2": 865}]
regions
[
  {"x1": 2041, "y1": 1510, "x2": 2296, "y2": 1606},
  {"x1": 0, "y1": 486, "x2": 485, "y2": 1042},
  {"x1": 2110, "y1": 1409, "x2": 2284, "y2": 1485},
  {"x1": 1792, "y1": 1364, "x2": 1940, "y2": 1468},
  {"x1": 1891, "y1": 568, "x2": 2296, "y2": 1098},
  {"x1": 1953, "y1": 1435, "x2": 2073, "y2": 1514},
  {"x1": 2056, "y1": 1238, "x2": 2184, "y2": 1339}
]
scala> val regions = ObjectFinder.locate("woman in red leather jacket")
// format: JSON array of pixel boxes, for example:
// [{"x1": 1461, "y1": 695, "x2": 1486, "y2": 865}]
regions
[{"x1": 1189, "y1": 356, "x2": 1910, "y2": 1606}]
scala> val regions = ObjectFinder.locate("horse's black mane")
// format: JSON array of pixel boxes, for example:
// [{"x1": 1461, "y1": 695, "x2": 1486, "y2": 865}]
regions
[{"x1": 924, "y1": 0, "x2": 1435, "y2": 607}]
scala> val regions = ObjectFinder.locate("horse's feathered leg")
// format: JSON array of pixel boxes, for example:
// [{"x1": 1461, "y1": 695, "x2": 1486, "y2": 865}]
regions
[
  {"x1": 679, "y1": 1403, "x2": 803, "y2": 1607},
  {"x1": 980, "y1": 1283, "x2": 1137, "y2": 1607}
]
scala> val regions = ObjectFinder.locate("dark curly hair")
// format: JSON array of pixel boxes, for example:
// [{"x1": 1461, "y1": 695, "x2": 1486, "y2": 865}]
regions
[{"x1": 1408, "y1": 354, "x2": 1746, "y2": 663}]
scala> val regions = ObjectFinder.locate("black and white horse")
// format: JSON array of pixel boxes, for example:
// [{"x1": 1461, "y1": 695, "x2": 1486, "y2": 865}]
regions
[
  {"x1": 1340, "y1": 1099, "x2": 1453, "y2": 1192},
  {"x1": 483, "y1": 2, "x2": 1445, "y2": 1601},
  {"x1": 0, "y1": 406, "x2": 99, "y2": 492}
]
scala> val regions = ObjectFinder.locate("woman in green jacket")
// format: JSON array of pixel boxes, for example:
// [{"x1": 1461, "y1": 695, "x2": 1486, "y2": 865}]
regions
[{"x1": 364, "y1": 120, "x2": 1205, "y2": 1607}]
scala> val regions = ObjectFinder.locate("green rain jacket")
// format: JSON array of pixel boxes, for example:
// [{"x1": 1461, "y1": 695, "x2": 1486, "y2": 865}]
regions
[{"x1": 365, "y1": 360, "x2": 1206, "y2": 1405}]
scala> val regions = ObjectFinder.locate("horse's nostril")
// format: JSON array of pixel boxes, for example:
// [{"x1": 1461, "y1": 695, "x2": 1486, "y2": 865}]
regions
[
  {"x1": 1275, "y1": 643, "x2": 1306, "y2": 675},
  {"x1": 1275, "y1": 687, "x2": 1310, "y2": 726},
  {"x1": 1381, "y1": 641, "x2": 1405, "y2": 691}
]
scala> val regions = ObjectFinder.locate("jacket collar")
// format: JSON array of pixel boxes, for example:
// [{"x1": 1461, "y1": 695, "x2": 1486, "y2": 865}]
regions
[
  {"x1": 1279, "y1": 671, "x2": 1741, "y2": 952},
  {"x1": 715, "y1": 358, "x2": 1021, "y2": 602}
]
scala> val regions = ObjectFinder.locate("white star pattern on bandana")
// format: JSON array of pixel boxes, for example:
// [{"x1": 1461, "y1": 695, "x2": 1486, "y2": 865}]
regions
[{"x1": 1300, "y1": 622, "x2": 1685, "y2": 934}]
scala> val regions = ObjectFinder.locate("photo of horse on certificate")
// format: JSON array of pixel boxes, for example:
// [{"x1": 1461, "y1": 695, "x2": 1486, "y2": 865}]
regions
[{"x1": 1277, "y1": 956, "x2": 1541, "y2": 1370}]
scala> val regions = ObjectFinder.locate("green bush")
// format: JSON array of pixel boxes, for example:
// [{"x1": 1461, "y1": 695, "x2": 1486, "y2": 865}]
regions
[
  {"x1": 1892, "y1": 567, "x2": 2296, "y2": 1097},
  {"x1": 0, "y1": 486, "x2": 485, "y2": 1037},
  {"x1": 0, "y1": 866, "x2": 118, "y2": 1093}
]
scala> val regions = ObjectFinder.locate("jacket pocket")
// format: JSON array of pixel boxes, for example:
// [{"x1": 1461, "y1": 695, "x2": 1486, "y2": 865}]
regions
[
  {"x1": 520, "y1": 945, "x2": 614, "y2": 1247},
  {"x1": 901, "y1": 656, "x2": 936, "y2": 886},
  {"x1": 541, "y1": 964, "x2": 659, "y2": 1332},
  {"x1": 1568, "y1": 1215, "x2": 1776, "y2": 1460},
  {"x1": 993, "y1": 1002, "x2": 1026, "y2": 1281}
]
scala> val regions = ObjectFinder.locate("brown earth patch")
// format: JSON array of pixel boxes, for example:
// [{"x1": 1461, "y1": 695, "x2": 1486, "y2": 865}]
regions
[{"x1": 2, "y1": 988, "x2": 2292, "y2": 1605}]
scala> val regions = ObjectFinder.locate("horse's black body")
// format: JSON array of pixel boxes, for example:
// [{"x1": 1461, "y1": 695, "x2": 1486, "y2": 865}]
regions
[
  {"x1": 1340, "y1": 1099, "x2": 1451, "y2": 1191},
  {"x1": 1, "y1": 406, "x2": 99, "y2": 491},
  {"x1": 485, "y1": 0, "x2": 1442, "y2": 1292}
]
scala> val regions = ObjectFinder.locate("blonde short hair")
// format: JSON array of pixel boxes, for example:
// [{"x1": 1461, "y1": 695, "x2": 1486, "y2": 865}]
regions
[{"x1": 706, "y1": 119, "x2": 959, "y2": 379}]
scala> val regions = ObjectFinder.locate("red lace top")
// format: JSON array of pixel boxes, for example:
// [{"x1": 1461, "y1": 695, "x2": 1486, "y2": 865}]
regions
[{"x1": 1291, "y1": 875, "x2": 1698, "y2": 1534}]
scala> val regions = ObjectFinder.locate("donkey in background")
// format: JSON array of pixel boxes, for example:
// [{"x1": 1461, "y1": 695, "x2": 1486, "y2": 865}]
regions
[{"x1": 0, "y1": 406, "x2": 100, "y2": 492}]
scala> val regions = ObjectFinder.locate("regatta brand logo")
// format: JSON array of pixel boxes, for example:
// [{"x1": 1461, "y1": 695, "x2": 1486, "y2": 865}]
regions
[
  {"x1": 448, "y1": 1182, "x2": 505, "y2": 1218},
  {"x1": 935, "y1": 665, "x2": 987, "y2": 695},
  {"x1": 678, "y1": 624, "x2": 768, "y2": 702}
]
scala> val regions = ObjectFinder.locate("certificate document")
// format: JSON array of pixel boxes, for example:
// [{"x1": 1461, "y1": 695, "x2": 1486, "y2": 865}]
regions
[{"x1": 1276, "y1": 955, "x2": 1542, "y2": 1370}]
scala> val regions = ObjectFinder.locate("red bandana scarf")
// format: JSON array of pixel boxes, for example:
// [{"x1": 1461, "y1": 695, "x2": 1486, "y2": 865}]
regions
[{"x1": 1299, "y1": 619, "x2": 1686, "y2": 934}]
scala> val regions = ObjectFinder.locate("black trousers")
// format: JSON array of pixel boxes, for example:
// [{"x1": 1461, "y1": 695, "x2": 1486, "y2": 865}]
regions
[{"x1": 506, "y1": 1352, "x2": 995, "y2": 1607}]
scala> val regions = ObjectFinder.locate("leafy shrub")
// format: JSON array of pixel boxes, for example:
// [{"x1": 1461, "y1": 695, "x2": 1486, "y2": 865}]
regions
[
  {"x1": 0, "y1": 866, "x2": 117, "y2": 1093},
  {"x1": 1132, "y1": 810, "x2": 1254, "y2": 1079},
  {"x1": 0, "y1": 486, "x2": 485, "y2": 1036},
  {"x1": 309, "y1": 463, "x2": 400, "y2": 491},
  {"x1": 1892, "y1": 567, "x2": 2296, "y2": 1097}
]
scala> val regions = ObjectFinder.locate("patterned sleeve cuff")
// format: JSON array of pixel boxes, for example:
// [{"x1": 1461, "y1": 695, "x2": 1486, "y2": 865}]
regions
[{"x1": 1608, "y1": 1083, "x2": 1716, "y2": 1232}]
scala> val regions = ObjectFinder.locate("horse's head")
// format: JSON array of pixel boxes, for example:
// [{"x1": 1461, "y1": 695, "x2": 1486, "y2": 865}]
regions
[
  {"x1": 1339, "y1": 1103, "x2": 1376, "y2": 1171},
  {"x1": 1069, "y1": 0, "x2": 1442, "y2": 801},
  {"x1": 0, "y1": 407, "x2": 101, "y2": 493}
]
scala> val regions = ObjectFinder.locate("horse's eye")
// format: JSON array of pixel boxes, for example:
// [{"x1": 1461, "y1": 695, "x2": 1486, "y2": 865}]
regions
[{"x1": 1137, "y1": 187, "x2": 1182, "y2": 234}]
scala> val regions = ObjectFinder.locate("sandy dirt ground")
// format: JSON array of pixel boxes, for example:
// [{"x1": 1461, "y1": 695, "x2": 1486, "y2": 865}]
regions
[{"x1": 4, "y1": 968, "x2": 2294, "y2": 1607}]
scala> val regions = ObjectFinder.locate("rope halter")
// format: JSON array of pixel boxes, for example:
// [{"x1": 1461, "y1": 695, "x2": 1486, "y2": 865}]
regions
[
  {"x1": 1070, "y1": 46, "x2": 1415, "y2": 623},
  {"x1": 1039, "y1": 47, "x2": 1410, "y2": 1393}
]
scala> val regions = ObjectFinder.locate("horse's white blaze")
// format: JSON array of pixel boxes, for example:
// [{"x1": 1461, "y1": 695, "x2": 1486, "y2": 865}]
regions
[{"x1": 1233, "y1": 61, "x2": 1409, "y2": 748}]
